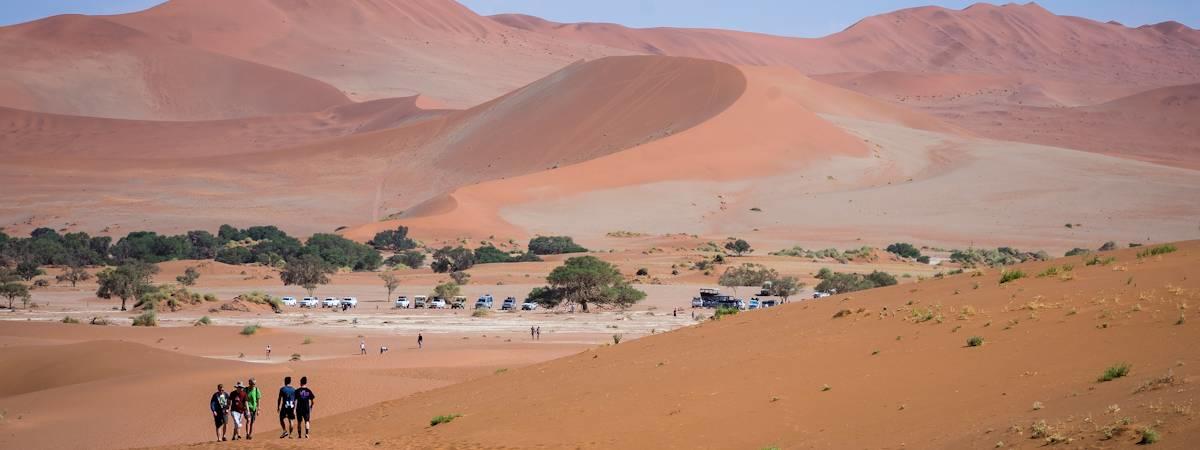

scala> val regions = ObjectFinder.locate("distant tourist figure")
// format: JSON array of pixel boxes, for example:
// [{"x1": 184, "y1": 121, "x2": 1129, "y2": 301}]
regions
[
  {"x1": 295, "y1": 376, "x2": 317, "y2": 438},
  {"x1": 360, "y1": 339, "x2": 367, "y2": 355},
  {"x1": 536, "y1": 326, "x2": 541, "y2": 340},
  {"x1": 530, "y1": 326, "x2": 536, "y2": 339},
  {"x1": 229, "y1": 381, "x2": 248, "y2": 440},
  {"x1": 417, "y1": 333, "x2": 424, "y2": 349},
  {"x1": 245, "y1": 378, "x2": 262, "y2": 440},
  {"x1": 380, "y1": 345, "x2": 388, "y2": 354},
  {"x1": 277, "y1": 376, "x2": 297, "y2": 439},
  {"x1": 209, "y1": 383, "x2": 229, "y2": 442},
  {"x1": 265, "y1": 344, "x2": 271, "y2": 360}
]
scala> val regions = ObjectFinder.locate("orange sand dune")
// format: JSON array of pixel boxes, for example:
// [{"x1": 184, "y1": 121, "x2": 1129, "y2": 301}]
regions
[
  {"x1": 493, "y1": 3, "x2": 1200, "y2": 91},
  {"x1": 0, "y1": 96, "x2": 446, "y2": 160},
  {"x1": 0, "y1": 14, "x2": 351, "y2": 121},
  {"x1": 105, "y1": 0, "x2": 629, "y2": 107},
  {"x1": 812, "y1": 71, "x2": 1144, "y2": 108},
  {"x1": 168, "y1": 242, "x2": 1200, "y2": 449}
]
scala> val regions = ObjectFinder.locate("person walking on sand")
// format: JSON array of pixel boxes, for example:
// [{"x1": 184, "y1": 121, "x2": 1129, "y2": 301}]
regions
[
  {"x1": 266, "y1": 344, "x2": 271, "y2": 360},
  {"x1": 536, "y1": 326, "x2": 541, "y2": 340},
  {"x1": 277, "y1": 376, "x2": 297, "y2": 438},
  {"x1": 530, "y1": 325, "x2": 535, "y2": 340},
  {"x1": 228, "y1": 381, "x2": 248, "y2": 440},
  {"x1": 360, "y1": 339, "x2": 367, "y2": 355},
  {"x1": 295, "y1": 376, "x2": 317, "y2": 438},
  {"x1": 245, "y1": 378, "x2": 261, "y2": 440},
  {"x1": 209, "y1": 383, "x2": 229, "y2": 442},
  {"x1": 417, "y1": 333, "x2": 423, "y2": 349}
]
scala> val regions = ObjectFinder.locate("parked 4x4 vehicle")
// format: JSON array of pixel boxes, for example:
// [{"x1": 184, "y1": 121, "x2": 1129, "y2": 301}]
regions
[
  {"x1": 281, "y1": 296, "x2": 297, "y2": 306},
  {"x1": 520, "y1": 302, "x2": 538, "y2": 311},
  {"x1": 430, "y1": 297, "x2": 448, "y2": 309},
  {"x1": 340, "y1": 297, "x2": 358, "y2": 308},
  {"x1": 322, "y1": 297, "x2": 339, "y2": 308},
  {"x1": 413, "y1": 295, "x2": 428, "y2": 308},
  {"x1": 394, "y1": 296, "x2": 410, "y2": 308},
  {"x1": 474, "y1": 294, "x2": 494, "y2": 309},
  {"x1": 451, "y1": 296, "x2": 467, "y2": 309},
  {"x1": 300, "y1": 297, "x2": 318, "y2": 308},
  {"x1": 500, "y1": 297, "x2": 517, "y2": 310}
]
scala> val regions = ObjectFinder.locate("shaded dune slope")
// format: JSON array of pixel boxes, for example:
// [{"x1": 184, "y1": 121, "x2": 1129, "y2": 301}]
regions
[
  {"x1": 0, "y1": 14, "x2": 351, "y2": 121},
  {"x1": 171, "y1": 242, "x2": 1200, "y2": 449}
]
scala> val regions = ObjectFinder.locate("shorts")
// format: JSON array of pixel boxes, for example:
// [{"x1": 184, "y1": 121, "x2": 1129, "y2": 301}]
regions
[
  {"x1": 297, "y1": 409, "x2": 311, "y2": 422},
  {"x1": 248, "y1": 409, "x2": 257, "y2": 422},
  {"x1": 280, "y1": 408, "x2": 295, "y2": 420},
  {"x1": 213, "y1": 412, "x2": 226, "y2": 427},
  {"x1": 231, "y1": 411, "x2": 245, "y2": 427}
]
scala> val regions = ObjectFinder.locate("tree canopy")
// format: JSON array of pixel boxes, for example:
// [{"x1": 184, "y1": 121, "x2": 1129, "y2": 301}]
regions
[
  {"x1": 430, "y1": 246, "x2": 476, "y2": 273},
  {"x1": 281, "y1": 254, "x2": 333, "y2": 297},
  {"x1": 95, "y1": 261, "x2": 159, "y2": 311},
  {"x1": 718, "y1": 263, "x2": 778, "y2": 294},
  {"x1": 724, "y1": 238, "x2": 753, "y2": 256},
  {"x1": 528, "y1": 236, "x2": 588, "y2": 255},
  {"x1": 541, "y1": 256, "x2": 644, "y2": 312},
  {"x1": 369, "y1": 225, "x2": 417, "y2": 251}
]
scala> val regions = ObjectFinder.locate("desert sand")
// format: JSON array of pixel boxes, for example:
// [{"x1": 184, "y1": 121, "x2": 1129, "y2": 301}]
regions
[{"x1": 1, "y1": 1, "x2": 1198, "y2": 448}]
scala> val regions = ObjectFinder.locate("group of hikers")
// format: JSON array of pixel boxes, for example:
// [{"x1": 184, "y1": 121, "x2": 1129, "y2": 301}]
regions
[{"x1": 208, "y1": 376, "x2": 316, "y2": 442}]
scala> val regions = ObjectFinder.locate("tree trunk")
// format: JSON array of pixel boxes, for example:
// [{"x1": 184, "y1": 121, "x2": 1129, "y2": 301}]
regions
[{"x1": 120, "y1": 296, "x2": 128, "y2": 311}]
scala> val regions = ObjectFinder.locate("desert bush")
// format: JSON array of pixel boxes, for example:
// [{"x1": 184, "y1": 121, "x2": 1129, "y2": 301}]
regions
[
  {"x1": 132, "y1": 310, "x2": 157, "y2": 327},
  {"x1": 449, "y1": 271, "x2": 471, "y2": 285},
  {"x1": 176, "y1": 266, "x2": 200, "y2": 286},
  {"x1": 712, "y1": 307, "x2": 739, "y2": 320},
  {"x1": 1098, "y1": 362, "x2": 1131, "y2": 382},
  {"x1": 240, "y1": 324, "x2": 260, "y2": 335},
  {"x1": 635, "y1": 268, "x2": 649, "y2": 276},
  {"x1": 815, "y1": 270, "x2": 897, "y2": 294},
  {"x1": 369, "y1": 225, "x2": 417, "y2": 251},
  {"x1": 430, "y1": 413, "x2": 462, "y2": 427},
  {"x1": 885, "y1": 242, "x2": 921, "y2": 259},
  {"x1": 1137, "y1": 244, "x2": 1177, "y2": 258},
  {"x1": 302, "y1": 337, "x2": 313, "y2": 345},
  {"x1": 612, "y1": 334, "x2": 623, "y2": 344},
  {"x1": 724, "y1": 238, "x2": 752, "y2": 256},
  {"x1": 195, "y1": 315, "x2": 212, "y2": 326},
  {"x1": 528, "y1": 236, "x2": 587, "y2": 255},
  {"x1": 999, "y1": 269, "x2": 1025, "y2": 284},
  {"x1": 430, "y1": 246, "x2": 476, "y2": 273},
  {"x1": 967, "y1": 336, "x2": 984, "y2": 347},
  {"x1": 203, "y1": 293, "x2": 218, "y2": 302},
  {"x1": 1138, "y1": 427, "x2": 1160, "y2": 444},
  {"x1": 1098, "y1": 241, "x2": 1118, "y2": 251},
  {"x1": 61, "y1": 316, "x2": 80, "y2": 324},
  {"x1": 305, "y1": 233, "x2": 382, "y2": 270},
  {"x1": 386, "y1": 250, "x2": 427, "y2": 269},
  {"x1": 472, "y1": 309, "x2": 489, "y2": 318},
  {"x1": 832, "y1": 309, "x2": 852, "y2": 318}
]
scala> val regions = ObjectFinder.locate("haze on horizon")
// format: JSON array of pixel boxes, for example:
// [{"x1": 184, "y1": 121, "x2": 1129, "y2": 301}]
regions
[{"x1": 1, "y1": 0, "x2": 1196, "y2": 37}]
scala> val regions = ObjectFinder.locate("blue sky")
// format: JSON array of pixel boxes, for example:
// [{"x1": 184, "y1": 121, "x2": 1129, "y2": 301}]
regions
[{"x1": 2, "y1": 1, "x2": 1196, "y2": 37}]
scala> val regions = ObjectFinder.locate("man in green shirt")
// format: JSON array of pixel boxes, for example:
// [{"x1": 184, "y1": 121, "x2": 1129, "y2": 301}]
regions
[{"x1": 245, "y1": 377, "x2": 262, "y2": 440}]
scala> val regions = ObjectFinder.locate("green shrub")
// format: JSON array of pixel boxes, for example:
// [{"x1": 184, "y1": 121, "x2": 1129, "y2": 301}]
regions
[
  {"x1": 528, "y1": 236, "x2": 588, "y2": 255},
  {"x1": 195, "y1": 316, "x2": 212, "y2": 326},
  {"x1": 203, "y1": 293, "x2": 218, "y2": 302},
  {"x1": 1138, "y1": 427, "x2": 1160, "y2": 444},
  {"x1": 430, "y1": 413, "x2": 462, "y2": 426},
  {"x1": 386, "y1": 250, "x2": 427, "y2": 269},
  {"x1": 967, "y1": 336, "x2": 984, "y2": 347},
  {"x1": 1064, "y1": 248, "x2": 1090, "y2": 257},
  {"x1": 132, "y1": 310, "x2": 157, "y2": 327},
  {"x1": 302, "y1": 337, "x2": 313, "y2": 345},
  {"x1": 1098, "y1": 362, "x2": 1131, "y2": 382},
  {"x1": 1137, "y1": 244, "x2": 1177, "y2": 258},
  {"x1": 885, "y1": 242, "x2": 921, "y2": 259},
  {"x1": 612, "y1": 334, "x2": 623, "y2": 344},
  {"x1": 711, "y1": 307, "x2": 739, "y2": 320},
  {"x1": 240, "y1": 324, "x2": 259, "y2": 335},
  {"x1": 472, "y1": 309, "x2": 489, "y2": 318},
  {"x1": 999, "y1": 269, "x2": 1025, "y2": 284},
  {"x1": 61, "y1": 316, "x2": 80, "y2": 324},
  {"x1": 1086, "y1": 255, "x2": 1117, "y2": 266}
]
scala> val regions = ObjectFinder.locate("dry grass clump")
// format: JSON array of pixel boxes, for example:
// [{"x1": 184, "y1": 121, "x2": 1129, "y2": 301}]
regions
[
  {"x1": 1098, "y1": 362, "x2": 1131, "y2": 382},
  {"x1": 61, "y1": 316, "x2": 80, "y2": 324},
  {"x1": 132, "y1": 310, "x2": 157, "y2": 327},
  {"x1": 1133, "y1": 370, "x2": 1178, "y2": 394}
]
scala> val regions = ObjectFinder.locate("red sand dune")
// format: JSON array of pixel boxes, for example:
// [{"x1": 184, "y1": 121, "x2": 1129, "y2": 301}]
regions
[
  {"x1": 104, "y1": 0, "x2": 629, "y2": 107},
  {"x1": 165, "y1": 242, "x2": 1200, "y2": 449},
  {"x1": 493, "y1": 3, "x2": 1200, "y2": 92},
  {"x1": 0, "y1": 14, "x2": 351, "y2": 121}
]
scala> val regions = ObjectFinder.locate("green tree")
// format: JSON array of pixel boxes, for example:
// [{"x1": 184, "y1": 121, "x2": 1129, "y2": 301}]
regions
[
  {"x1": 526, "y1": 286, "x2": 565, "y2": 308},
  {"x1": 369, "y1": 226, "x2": 417, "y2": 251},
  {"x1": 718, "y1": 263, "x2": 777, "y2": 295},
  {"x1": 0, "y1": 281, "x2": 30, "y2": 309},
  {"x1": 767, "y1": 275, "x2": 803, "y2": 302},
  {"x1": 176, "y1": 266, "x2": 200, "y2": 286},
  {"x1": 474, "y1": 245, "x2": 515, "y2": 264},
  {"x1": 430, "y1": 246, "x2": 475, "y2": 273},
  {"x1": 449, "y1": 271, "x2": 471, "y2": 285},
  {"x1": 885, "y1": 243, "x2": 921, "y2": 259},
  {"x1": 303, "y1": 233, "x2": 382, "y2": 271},
  {"x1": 380, "y1": 271, "x2": 400, "y2": 301},
  {"x1": 544, "y1": 256, "x2": 644, "y2": 312},
  {"x1": 386, "y1": 250, "x2": 426, "y2": 269},
  {"x1": 528, "y1": 236, "x2": 587, "y2": 255},
  {"x1": 56, "y1": 264, "x2": 92, "y2": 288},
  {"x1": 723, "y1": 238, "x2": 752, "y2": 256},
  {"x1": 16, "y1": 261, "x2": 43, "y2": 281},
  {"x1": 432, "y1": 281, "x2": 460, "y2": 299},
  {"x1": 281, "y1": 254, "x2": 333, "y2": 297},
  {"x1": 95, "y1": 261, "x2": 159, "y2": 311}
]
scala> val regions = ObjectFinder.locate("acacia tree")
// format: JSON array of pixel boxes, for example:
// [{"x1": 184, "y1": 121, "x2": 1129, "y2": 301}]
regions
[
  {"x1": 16, "y1": 261, "x2": 44, "y2": 281},
  {"x1": 724, "y1": 239, "x2": 752, "y2": 256},
  {"x1": 767, "y1": 275, "x2": 803, "y2": 302},
  {"x1": 543, "y1": 256, "x2": 645, "y2": 312},
  {"x1": 176, "y1": 266, "x2": 200, "y2": 286},
  {"x1": 95, "y1": 261, "x2": 159, "y2": 311},
  {"x1": 56, "y1": 264, "x2": 92, "y2": 287},
  {"x1": 432, "y1": 282, "x2": 460, "y2": 299},
  {"x1": 0, "y1": 281, "x2": 30, "y2": 309},
  {"x1": 281, "y1": 254, "x2": 333, "y2": 297},
  {"x1": 379, "y1": 271, "x2": 400, "y2": 301},
  {"x1": 718, "y1": 263, "x2": 777, "y2": 296}
]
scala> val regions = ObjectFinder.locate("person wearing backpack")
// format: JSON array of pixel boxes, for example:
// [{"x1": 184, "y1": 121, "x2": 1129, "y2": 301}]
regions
[
  {"x1": 209, "y1": 384, "x2": 229, "y2": 442},
  {"x1": 245, "y1": 378, "x2": 262, "y2": 440},
  {"x1": 277, "y1": 376, "x2": 297, "y2": 439},
  {"x1": 294, "y1": 376, "x2": 317, "y2": 438}
]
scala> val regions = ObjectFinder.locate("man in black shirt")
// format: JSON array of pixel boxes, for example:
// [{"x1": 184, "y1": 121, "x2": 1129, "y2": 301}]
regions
[{"x1": 294, "y1": 376, "x2": 316, "y2": 438}]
